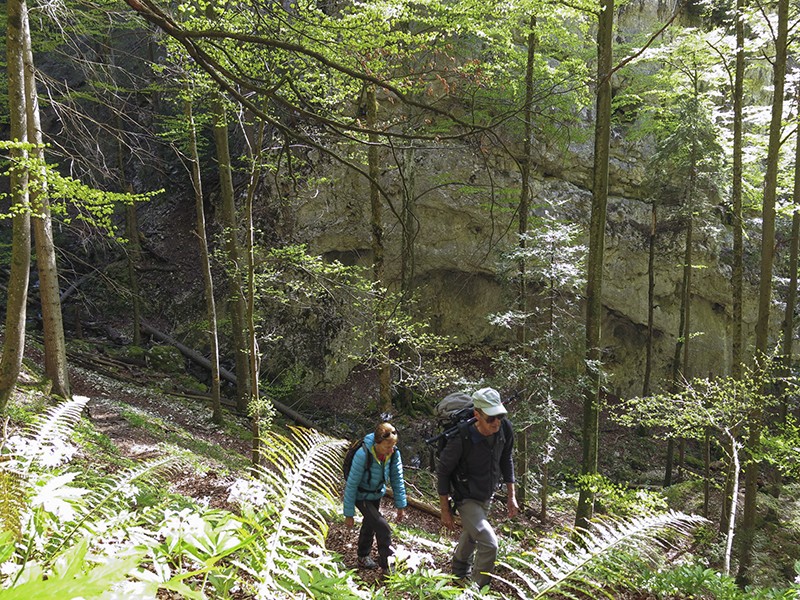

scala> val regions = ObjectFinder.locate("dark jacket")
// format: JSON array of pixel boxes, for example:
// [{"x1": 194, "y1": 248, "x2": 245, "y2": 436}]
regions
[
  {"x1": 343, "y1": 432, "x2": 408, "y2": 517},
  {"x1": 436, "y1": 419, "x2": 515, "y2": 502}
]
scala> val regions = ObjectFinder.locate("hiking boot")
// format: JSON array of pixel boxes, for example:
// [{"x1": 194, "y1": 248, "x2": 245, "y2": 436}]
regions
[
  {"x1": 357, "y1": 555, "x2": 378, "y2": 569},
  {"x1": 381, "y1": 563, "x2": 395, "y2": 578}
]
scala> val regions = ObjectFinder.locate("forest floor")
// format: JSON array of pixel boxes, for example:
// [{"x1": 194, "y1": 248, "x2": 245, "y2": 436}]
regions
[{"x1": 14, "y1": 333, "x2": 765, "y2": 599}]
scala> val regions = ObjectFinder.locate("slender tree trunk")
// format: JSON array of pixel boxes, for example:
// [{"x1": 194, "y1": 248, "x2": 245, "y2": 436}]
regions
[
  {"x1": 738, "y1": 0, "x2": 788, "y2": 582},
  {"x1": 666, "y1": 145, "x2": 697, "y2": 487},
  {"x1": 516, "y1": 15, "x2": 536, "y2": 513},
  {"x1": 0, "y1": 0, "x2": 32, "y2": 411},
  {"x1": 731, "y1": 0, "x2": 745, "y2": 381},
  {"x1": 663, "y1": 439, "x2": 675, "y2": 488},
  {"x1": 724, "y1": 432, "x2": 741, "y2": 576},
  {"x1": 114, "y1": 108, "x2": 143, "y2": 348},
  {"x1": 780, "y1": 89, "x2": 800, "y2": 423},
  {"x1": 243, "y1": 114, "x2": 269, "y2": 464},
  {"x1": 703, "y1": 429, "x2": 710, "y2": 518},
  {"x1": 400, "y1": 145, "x2": 417, "y2": 302},
  {"x1": 22, "y1": 4, "x2": 70, "y2": 398},
  {"x1": 781, "y1": 210, "x2": 799, "y2": 423},
  {"x1": 721, "y1": 0, "x2": 746, "y2": 533},
  {"x1": 109, "y1": 59, "x2": 143, "y2": 349},
  {"x1": 366, "y1": 86, "x2": 391, "y2": 413},
  {"x1": 396, "y1": 143, "x2": 417, "y2": 411},
  {"x1": 125, "y1": 202, "x2": 143, "y2": 347},
  {"x1": 186, "y1": 96, "x2": 223, "y2": 426},
  {"x1": 643, "y1": 203, "x2": 656, "y2": 397},
  {"x1": 576, "y1": 0, "x2": 613, "y2": 530},
  {"x1": 212, "y1": 95, "x2": 252, "y2": 413}
]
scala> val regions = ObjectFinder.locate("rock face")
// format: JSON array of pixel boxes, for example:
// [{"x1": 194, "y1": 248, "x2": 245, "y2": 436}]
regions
[
  {"x1": 291, "y1": 121, "x2": 766, "y2": 398},
  {"x1": 279, "y1": 0, "x2": 783, "y2": 398}
]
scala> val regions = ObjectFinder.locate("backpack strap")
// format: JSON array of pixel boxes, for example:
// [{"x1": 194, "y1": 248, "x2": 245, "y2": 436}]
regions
[
  {"x1": 449, "y1": 420, "x2": 473, "y2": 500},
  {"x1": 356, "y1": 442, "x2": 374, "y2": 492}
]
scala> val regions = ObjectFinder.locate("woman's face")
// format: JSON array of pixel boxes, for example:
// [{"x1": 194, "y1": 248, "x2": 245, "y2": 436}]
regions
[{"x1": 374, "y1": 437, "x2": 397, "y2": 455}]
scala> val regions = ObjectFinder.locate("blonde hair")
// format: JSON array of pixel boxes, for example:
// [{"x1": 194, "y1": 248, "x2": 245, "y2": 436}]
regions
[{"x1": 374, "y1": 422, "x2": 398, "y2": 443}]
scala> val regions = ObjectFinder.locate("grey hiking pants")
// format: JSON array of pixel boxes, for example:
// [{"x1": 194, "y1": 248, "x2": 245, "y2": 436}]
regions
[{"x1": 452, "y1": 498, "x2": 498, "y2": 588}]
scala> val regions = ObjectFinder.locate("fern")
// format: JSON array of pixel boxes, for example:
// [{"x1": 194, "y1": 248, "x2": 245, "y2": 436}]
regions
[
  {"x1": 0, "y1": 396, "x2": 90, "y2": 540},
  {"x1": 46, "y1": 452, "x2": 188, "y2": 557},
  {"x1": 496, "y1": 510, "x2": 707, "y2": 599},
  {"x1": 0, "y1": 395, "x2": 196, "y2": 599},
  {"x1": 230, "y1": 426, "x2": 355, "y2": 598},
  {"x1": 24, "y1": 396, "x2": 88, "y2": 470}
]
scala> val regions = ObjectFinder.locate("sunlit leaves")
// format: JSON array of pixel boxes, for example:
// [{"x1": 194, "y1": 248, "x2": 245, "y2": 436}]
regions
[{"x1": 0, "y1": 142, "x2": 160, "y2": 239}]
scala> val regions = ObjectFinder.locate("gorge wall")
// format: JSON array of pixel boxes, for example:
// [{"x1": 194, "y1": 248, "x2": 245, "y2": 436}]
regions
[{"x1": 289, "y1": 121, "x2": 762, "y2": 400}]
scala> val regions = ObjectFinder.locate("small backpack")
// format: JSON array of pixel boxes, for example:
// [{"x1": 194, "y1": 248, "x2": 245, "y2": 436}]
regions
[{"x1": 343, "y1": 439, "x2": 374, "y2": 488}]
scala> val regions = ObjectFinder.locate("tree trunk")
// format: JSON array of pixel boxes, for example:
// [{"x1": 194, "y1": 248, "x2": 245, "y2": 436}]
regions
[
  {"x1": 242, "y1": 113, "x2": 269, "y2": 465},
  {"x1": 396, "y1": 143, "x2": 417, "y2": 411},
  {"x1": 212, "y1": 95, "x2": 252, "y2": 413},
  {"x1": 400, "y1": 145, "x2": 417, "y2": 302},
  {"x1": 366, "y1": 86, "x2": 391, "y2": 414},
  {"x1": 665, "y1": 137, "x2": 698, "y2": 487},
  {"x1": 125, "y1": 202, "x2": 143, "y2": 347},
  {"x1": 22, "y1": 2, "x2": 70, "y2": 398},
  {"x1": 186, "y1": 96, "x2": 223, "y2": 426},
  {"x1": 0, "y1": 0, "x2": 33, "y2": 411},
  {"x1": 576, "y1": 0, "x2": 613, "y2": 530},
  {"x1": 738, "y1": 0, "x2": 788, "y2": 582},
  {"x1": 721, "y1": 0, "x2": 746, "y2": 534},
  {"x1": 643, "y1": 203, "x2": 656, "y2": 398},
  {"x1": 114, "y1": 105, "x2": 143, "y2": 349},
  {"x1": 516, "y1": 15, "x2": 536, "y2": 513},
  {"x1": 703, "y1": 429, "x2": 710, "y2": 518},
  {"x1": 723, "y1": 431, "x2": 741, "y2": 576},
  {"x1": 780, "y1": 89, "x2": 800, "y2": 423},
  {"x1": 731, "y1": 0, "x2": 746, "y2": 381}
]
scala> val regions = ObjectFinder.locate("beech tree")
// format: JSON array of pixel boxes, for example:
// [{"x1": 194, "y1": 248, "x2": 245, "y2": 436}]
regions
[
  {"x1": 739, "y1": 0, "x2": 789, "y2": 580},
  {"x1": 576, "y1": 0, "x2": 614, "y2": 529},
  {"x1": 615, "y1": 361, "x2": 780, "y2": 576},
  {"x1": 21, "y1": 5, "x2": 71, "y2": 399},
  {"x1": 0, "y1": 0, "x2": 33, "y2": 411}
]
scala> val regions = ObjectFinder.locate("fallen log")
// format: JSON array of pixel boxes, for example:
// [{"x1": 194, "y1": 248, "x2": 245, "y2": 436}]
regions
[
  {"x1": 384, "y1": 489, "x2": 460, "y2": 524},
  {"x1": 140, "y1": 321, "x2": 316, "y2": 429}
]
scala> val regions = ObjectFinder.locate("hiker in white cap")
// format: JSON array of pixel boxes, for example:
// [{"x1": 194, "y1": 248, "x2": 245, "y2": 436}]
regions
[{"x1": 436, "y1": 387, "x2": 518, "y2": 589}]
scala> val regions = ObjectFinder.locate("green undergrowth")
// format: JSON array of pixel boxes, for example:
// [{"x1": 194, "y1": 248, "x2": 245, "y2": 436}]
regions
[{"x1": 2, "y1": 361, "x2": 800, "y2": 598}]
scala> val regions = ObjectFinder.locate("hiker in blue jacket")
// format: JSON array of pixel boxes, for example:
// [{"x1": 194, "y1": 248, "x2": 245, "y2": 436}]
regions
[{"x1": 343, "y1": 422, "x2": 407, "y2": 575}]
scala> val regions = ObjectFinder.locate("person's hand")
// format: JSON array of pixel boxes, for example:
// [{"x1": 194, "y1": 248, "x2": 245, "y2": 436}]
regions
[
  {"x1": 440, "y1": 507, "x2": 456, "y2": 531},
  {"x1": 345, "y1": 516, "x2": 355, "y2": 529},
  {"x1": 507, "y1": 496, "x2": 519, "y2": 519},
  {"x1": 396, "y1": 508, "x2": 405, "y2": 523}
]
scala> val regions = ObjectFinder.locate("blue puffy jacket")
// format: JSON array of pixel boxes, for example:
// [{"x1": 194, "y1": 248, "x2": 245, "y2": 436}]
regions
[{"x1": 343, "y1": 432, "x2": 408, "y2": 517}]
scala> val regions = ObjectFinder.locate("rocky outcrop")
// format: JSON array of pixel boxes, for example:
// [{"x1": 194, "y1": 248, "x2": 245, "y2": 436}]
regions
[{"x1": 291, "y1": 122, "x2": 766, "y2": 398}]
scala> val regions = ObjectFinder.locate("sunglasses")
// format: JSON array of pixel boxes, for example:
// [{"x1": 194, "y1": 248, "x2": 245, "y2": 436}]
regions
[
  {"x1": 380, "y1": 429, "x2": 397, "y2": 440},
  {"x1": 478, "y1": 410, "x2": 505, "y2": 424}
]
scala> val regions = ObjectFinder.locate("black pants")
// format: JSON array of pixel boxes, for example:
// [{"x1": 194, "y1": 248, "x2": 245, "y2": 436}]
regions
[{"x1": 355, "y1": 498, "x2": 392, "y2": 568}]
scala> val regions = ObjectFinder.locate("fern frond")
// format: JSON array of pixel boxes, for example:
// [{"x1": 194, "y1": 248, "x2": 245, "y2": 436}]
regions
[
  {"x1": 239, "y1": 427, "x2": 347, "y2": 595},
  {"x1": 24, "y1": 396, "x2": 89, "y2": 470},
  {"x1": 0, "y1": 468, "x2": 25, "y2": 540},
  {"x1": 0, "y1": 397, "x2": 91, "y2": 540},
  {"x1": 47, "y1": 452, "x2": 188, "y2": 558},
  {"x1": 497, "y1": 510, "x2": 707, "y2": 599}
]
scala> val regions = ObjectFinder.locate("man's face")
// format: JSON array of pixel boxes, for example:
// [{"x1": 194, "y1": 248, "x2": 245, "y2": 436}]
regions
[{"x1": 474, "y1": 409, "x2": 504, "y2": 436}]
